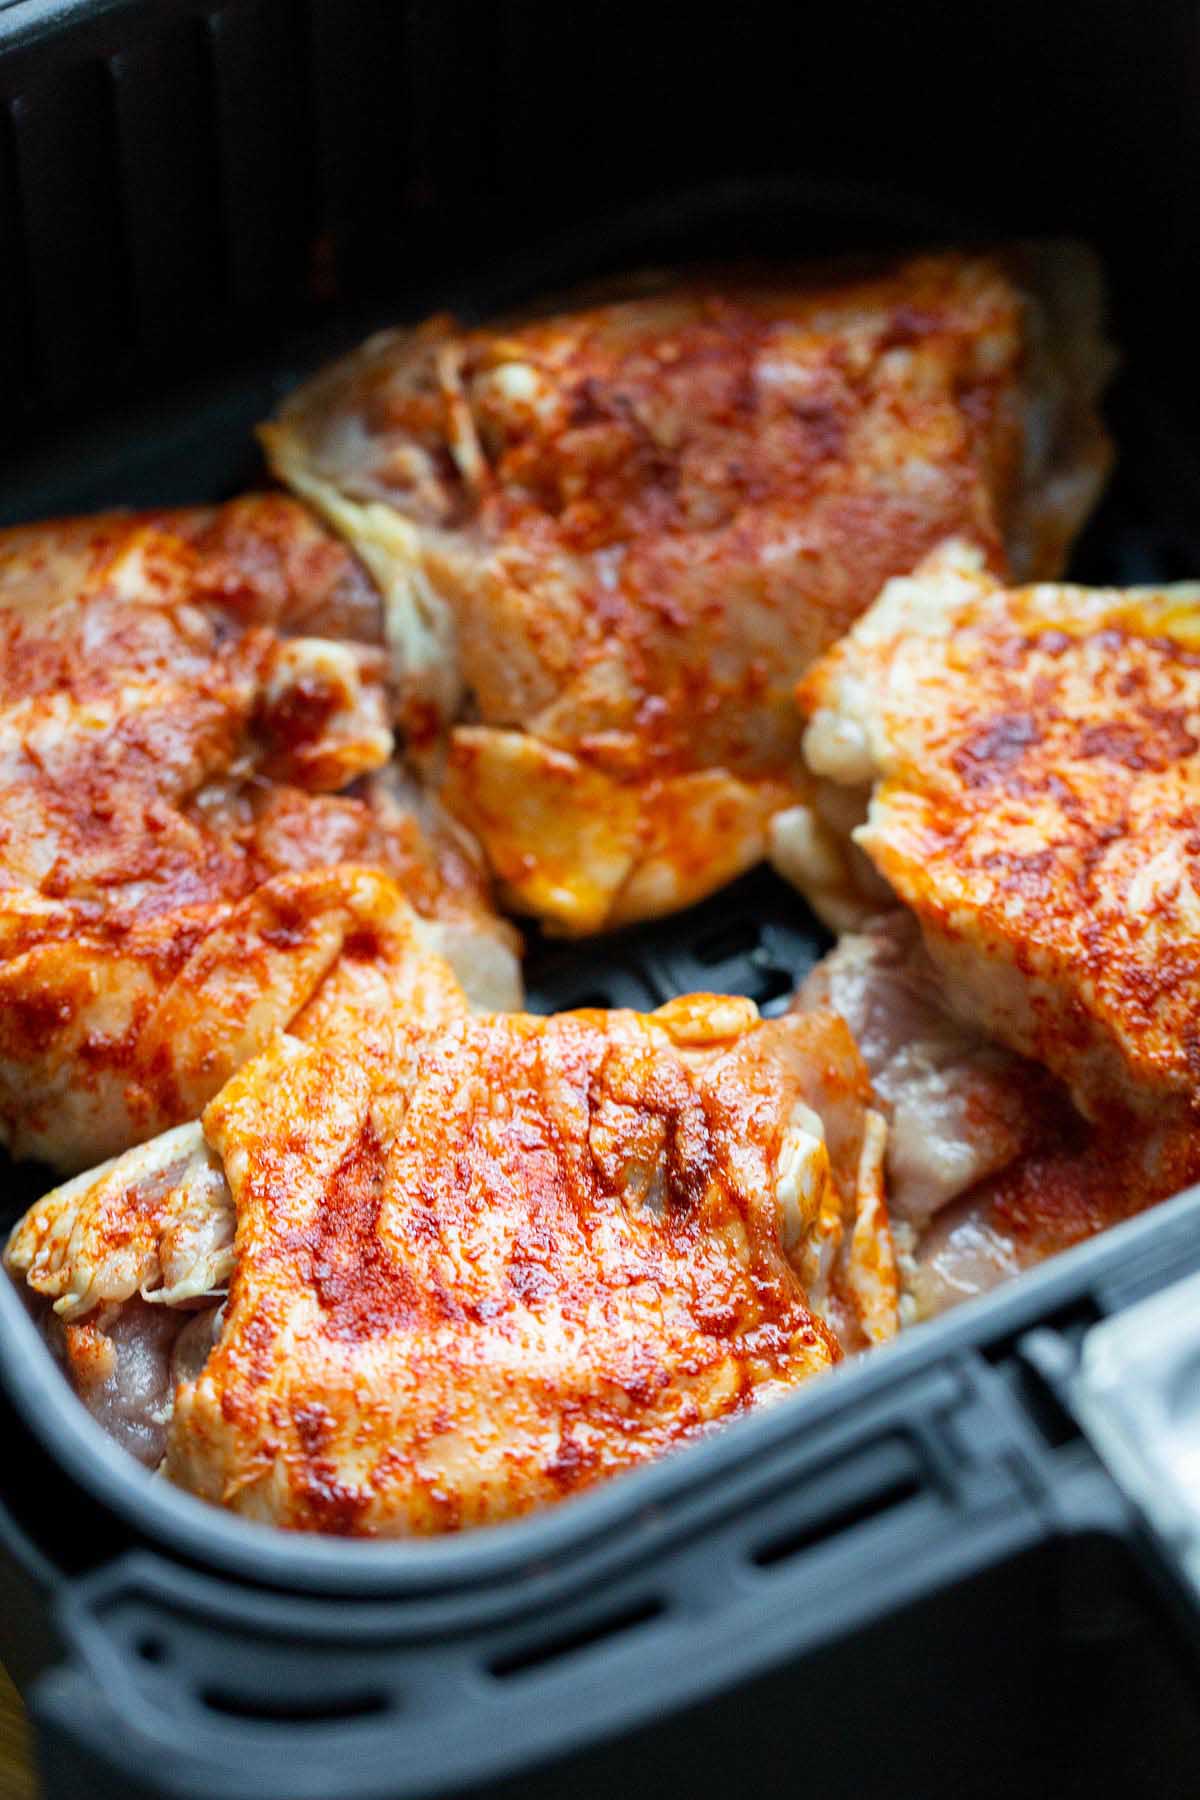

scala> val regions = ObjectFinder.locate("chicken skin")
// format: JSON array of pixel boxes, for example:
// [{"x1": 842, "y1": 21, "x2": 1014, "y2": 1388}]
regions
[
  {"x1": 0, "y1": 496, "x2": 520, "y2": 1172},
  {"x1": 262, "y1": 248, "x2": 1111, "y2": 933},
  {"x1": 6, "y1": 954, "x2": 897, "y2": 1530},
  {"x1": 789, "y1": 539, "x2": 1200, "y2": 1120},
  {"x1": 781, "y1": 540, "x2": 1200, "y2": 1310}
]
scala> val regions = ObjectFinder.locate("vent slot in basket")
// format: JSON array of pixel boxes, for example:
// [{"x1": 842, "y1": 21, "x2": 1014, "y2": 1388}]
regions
[
  {"x1": 488, "y1": 1594, "x2": 665, "y2": 1680},
  {"x1": 750, "y1": 1439, "x2": 924, "y2": 1570},
  {"x1": 200, "y1": 1684, "x2": 391, "y2": 1727}
]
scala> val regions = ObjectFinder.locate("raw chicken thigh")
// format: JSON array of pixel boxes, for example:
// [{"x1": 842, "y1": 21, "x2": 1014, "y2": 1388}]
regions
[{"x1": 264, "y1": 249, "x2": 1110, "y2": 932}]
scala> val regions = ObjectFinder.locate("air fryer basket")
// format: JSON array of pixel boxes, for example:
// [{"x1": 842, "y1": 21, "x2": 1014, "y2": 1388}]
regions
[{"x1": 3, "y1": 3, "x2": 1200, "y2": 1796}]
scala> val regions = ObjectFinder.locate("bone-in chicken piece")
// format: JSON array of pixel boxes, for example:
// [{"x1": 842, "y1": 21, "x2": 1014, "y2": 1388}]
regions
[
  {"x1": 263, "y1": 248, "x2": 1112, "y2": 933},
  {"x1": 0, "y1": 496, "x2": 520, "y2": 1171},
  {"x1": 786, "y1": 539, "x2": 1200, "y2": 1124},
  {"x1": 6, "y1": 981, "x2": 897, "y2": 1530},
  {"x1": 781, "y1": 543, "x2": 1200, "y2": 1313}
]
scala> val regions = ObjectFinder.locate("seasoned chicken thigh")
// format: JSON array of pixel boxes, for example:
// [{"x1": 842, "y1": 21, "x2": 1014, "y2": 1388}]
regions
[
  {"x1": 783, "y1": 541, "x2": 1200, "y2": 1312},
  {"x1": 263, "y1": 248, "x2": 1111, "y2": 933},
  {"x1": 0, "y1": 497, "x2": 520, "y2": 1171},
  {"x1": 7, "y1": 972, "x2": 897, "y2": 1529},
  {"x1": 789, "y1": 540, "x2": 1200, "y2": 1121}
]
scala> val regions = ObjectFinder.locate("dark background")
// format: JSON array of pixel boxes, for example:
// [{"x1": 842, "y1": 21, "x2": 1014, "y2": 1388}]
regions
[{"x1": 1, "y1": 0, "x2": 1197, "y2": 463}]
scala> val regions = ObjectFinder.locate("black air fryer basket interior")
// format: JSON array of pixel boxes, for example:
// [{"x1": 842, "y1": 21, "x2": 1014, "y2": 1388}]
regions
[{"x1": 2, "y1": 4, "x2": 1200, "y2": 1798}]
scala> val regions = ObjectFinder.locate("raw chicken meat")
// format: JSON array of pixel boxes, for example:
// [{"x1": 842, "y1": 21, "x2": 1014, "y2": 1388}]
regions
[
  {"x1": 0, "y1": 495, "x2": 520, "y2": 1170},
  {"x1": 792, "y1": 916, "x2": 1200, "y2": 1316},
  {"x1": 788, "y1": 539, "x2": 1200, "y2": 1122},
  {"x1": 263, "y1": 248, "x2": 1111, "y2": 933},
  {"x1": 784, "y1": 543, "x2": 1200, "y2": 1310},
  {"x1": 6, "y1": 968, "x2": 897, "y2": 1528},
  {"x1": 795, "y1": 913, "x2": 1046, "y2": 1230}
]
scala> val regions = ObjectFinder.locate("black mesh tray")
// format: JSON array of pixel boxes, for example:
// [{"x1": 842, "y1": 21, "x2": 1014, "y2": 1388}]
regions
[{"x1": 2, "y1": 3, "x2": 1200, "y2": 1797}]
